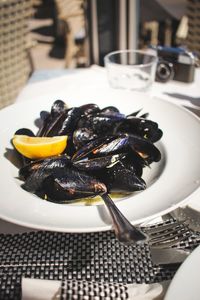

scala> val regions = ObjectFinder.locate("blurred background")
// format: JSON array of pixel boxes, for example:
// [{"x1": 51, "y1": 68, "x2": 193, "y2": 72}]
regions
[{"x1": 0, "y1": 0, "x2": 199, "y2": 108}]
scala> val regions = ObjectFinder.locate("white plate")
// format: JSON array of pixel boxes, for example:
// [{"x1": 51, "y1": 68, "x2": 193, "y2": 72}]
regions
[
  {"x1": 165, "y1": 245, "x2": 200, "y2": 300},
  {"x1": 0, "y1": 89, "x2": 200, "y2": 232}
]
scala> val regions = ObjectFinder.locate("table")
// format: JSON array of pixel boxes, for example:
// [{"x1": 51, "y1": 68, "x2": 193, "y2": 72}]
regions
[{"x1": 0, "y1": 66, "x2": 200, "y2": 299}]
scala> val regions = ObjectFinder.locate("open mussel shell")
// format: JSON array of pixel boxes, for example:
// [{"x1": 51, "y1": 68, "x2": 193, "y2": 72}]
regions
[
  {"x1": 97, "y1": 160, "x2": 146, "y2": 193},
  {"x1": 79, "y1": 103, "x2": 100, "y2": 116},
  {"x1": 73, "y1": 153, "x2": 124, "y2": 171},
  {"x1": 72, "y1": 135, "x2": 129, "y2": 162},
  {"x1": 86, "y1": 150, "x2": 146, "y2": 193},
  {"x1": 42, "y1": 168, "x2": 107, "y2": 203},
  {"x1": 19, "y1": 154, "x2": 107, "y2": 203},
  {"x1": 77, "y1": 112, "x2": 126, "y2": 136},
  {"x1": 51, "y1": 100, "x2": 67, "y2": 117},
  {"x1": 14, "y1": 128, "x2": 35, "y2": 137},
  {"x1": 20, "y1": 155, "x2": 71, "y2": 192},
  {"x1": 13, "y1": 128, "x2": 35, "y2": 166},
  {"x1": 72, "y1": 133, "x2": 159, "y2": 168},
  {"x1": 73, "y1": 127, "x2": 97, "y2": 150},
  {"x1": 37, "y1": 100, "x2": 68, "y2": 137},
  {"x1": 128, "y1": 134, "x2": 161, "y2": 163},
  {"x1": 115, "y1": 117, "x2": 163, "y2": 142}
]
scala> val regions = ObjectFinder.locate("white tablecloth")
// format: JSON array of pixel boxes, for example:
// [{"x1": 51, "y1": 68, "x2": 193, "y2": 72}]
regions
[
  {"x1": 1, "y1": 65, "x2": 200, "y2": 234},
  {"x1": 16, "y1": 65, "x2": 200, "y2": 117}
]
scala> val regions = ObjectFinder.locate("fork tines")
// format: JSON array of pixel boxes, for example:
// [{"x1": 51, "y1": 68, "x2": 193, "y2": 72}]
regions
[{"x1": 142, "y1": 219, "x2": 192, "y2": 248}]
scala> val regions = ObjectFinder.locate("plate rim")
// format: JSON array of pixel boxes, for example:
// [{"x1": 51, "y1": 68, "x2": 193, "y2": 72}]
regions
[{"x1": 165, "y1": 244, "x2": 200, "y2": 300}]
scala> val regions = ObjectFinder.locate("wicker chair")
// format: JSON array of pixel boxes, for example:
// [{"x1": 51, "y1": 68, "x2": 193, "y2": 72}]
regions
[
  {"x1": 186, "y1": 0, "x2": 200, "y2": 57},
  {"x1": 54, "y1": 0, "x2": 86, "y2": 67},
  {"x1": 0, "y1": 0, "x2": 33, "y2": 109}
]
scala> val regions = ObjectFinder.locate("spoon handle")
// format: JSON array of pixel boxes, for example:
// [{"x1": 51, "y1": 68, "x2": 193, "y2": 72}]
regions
[{"x1": 101, "y1": 193, "x2": 147, "y2": 245}]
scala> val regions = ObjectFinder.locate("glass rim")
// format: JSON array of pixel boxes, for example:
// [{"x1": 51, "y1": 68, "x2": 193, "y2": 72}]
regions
[{"x1": 104, "y1": 49, "x2": 158, "y2": 68}]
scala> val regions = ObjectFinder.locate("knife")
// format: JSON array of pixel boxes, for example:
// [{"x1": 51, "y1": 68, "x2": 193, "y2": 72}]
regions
[{"x1": 150, "y1": 247, "x2": 190, "y2": 266}]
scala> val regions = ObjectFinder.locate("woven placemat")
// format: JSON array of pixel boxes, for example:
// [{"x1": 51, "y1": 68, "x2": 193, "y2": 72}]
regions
[{"x1": 0, "y1": 226, "x2": 200, "y2": 300}]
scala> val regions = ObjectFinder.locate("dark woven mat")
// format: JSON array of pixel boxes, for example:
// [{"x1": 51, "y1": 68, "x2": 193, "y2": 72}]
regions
[{"x1": 0, "y1": 228, "x2": 200, "y2": 300}]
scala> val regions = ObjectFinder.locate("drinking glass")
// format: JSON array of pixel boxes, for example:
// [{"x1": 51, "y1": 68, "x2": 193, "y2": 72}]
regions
[{"x1": 104, "y1": 49, "x2": 157, "y2": 92}]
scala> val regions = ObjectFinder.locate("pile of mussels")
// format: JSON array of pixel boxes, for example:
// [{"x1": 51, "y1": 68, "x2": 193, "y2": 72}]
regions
[{"x1": 14, "y1": 100, "x2": 163, "y2": 203}]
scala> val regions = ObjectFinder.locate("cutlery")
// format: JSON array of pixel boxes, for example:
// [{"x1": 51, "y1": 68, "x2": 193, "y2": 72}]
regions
[
  {"x1": 101, "y1": 193, "x2": 191, "y2": 247},
  {"x1": 150, "y1": 247, "x2": 190, "y2": 266},
  {"x1": 169, "y1": 205, "x2": 200, "y2": 232}
]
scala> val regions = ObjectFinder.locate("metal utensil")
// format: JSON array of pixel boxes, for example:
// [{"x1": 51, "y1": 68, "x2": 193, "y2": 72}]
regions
[
  {"x1": 151, "y1": 247, "x2": 190, "y2": 265},
  {"x1": 170, "y1": 205, "x2": 200, "y2": 232},
  {"x1": 101, "y1": 193, "x2": 191, "y2": 247}
]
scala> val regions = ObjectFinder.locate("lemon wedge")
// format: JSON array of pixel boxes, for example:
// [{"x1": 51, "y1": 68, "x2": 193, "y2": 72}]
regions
[{"x1": 12, "y1": 135, "x2": 68, "y2": 159}]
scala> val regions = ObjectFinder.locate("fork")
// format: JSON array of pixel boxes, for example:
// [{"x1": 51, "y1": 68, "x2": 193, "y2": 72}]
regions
[{"x1": 101, "y1": 193, "x2": 191, "y2": 247}]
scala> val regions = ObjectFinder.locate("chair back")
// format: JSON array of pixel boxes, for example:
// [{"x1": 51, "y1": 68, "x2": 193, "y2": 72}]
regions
[{"x1": 0, "y1": 0, "x2": 33, "y2": 109}]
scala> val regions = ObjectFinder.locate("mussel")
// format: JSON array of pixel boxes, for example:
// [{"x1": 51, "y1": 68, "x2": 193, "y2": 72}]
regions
[
  {"x1": 19, "y1": 155, "x2": 71, "y2": 193},
  {"x1": 19, "y1": 155, "x2": 107, "y2": 202},
  {"x1": 13, "y1": 100, "x2": 163, "y2": 203},
  {"x1": 42, "y1": 168, "x2": 107, "y2": 202}
]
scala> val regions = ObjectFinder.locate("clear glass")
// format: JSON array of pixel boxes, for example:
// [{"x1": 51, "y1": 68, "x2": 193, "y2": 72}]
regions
[{"x1": 104, "y1": 50, "x2": 158, "y2": 92}]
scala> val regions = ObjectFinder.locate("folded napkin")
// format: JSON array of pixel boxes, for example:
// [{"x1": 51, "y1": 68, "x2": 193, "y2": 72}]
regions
[{"x1": 22, "y1": 278, "x2": 170, "y2": 300}]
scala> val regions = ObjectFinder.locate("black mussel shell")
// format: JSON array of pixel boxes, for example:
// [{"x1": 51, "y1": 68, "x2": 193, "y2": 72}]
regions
[
  {"x1": 115, "y1": 117, "x2": 163, "y2": 142},
  {"x1": 128, "y1": 134, "x2": 161, "y2": 163},
  {"x1": 42, "y1": 168, "x2": 107, "y2": 202},
  {"x1": 72, "y1": 134, "x2": 152, "y2": 167},
  {"x1": 79, "y1": 103, "x2": 100, "y2": 116},
  {"x1": 13, "y1": 128, "x2": 35, "y2": 166},
  {"x1": 20, "y1": 156, "x2": 71, "y2": 192},
  {"x1": 37, "y1": 100, "x2": 68, "y2": 137},
  {"x1": 73, "y1": 153, "x2": 124, "y2": 171},
  {"x1": 72, "y1": 135, "x2": 127, "y2": 162},
  {"x1": 14, "y1": 128, "x2": 35, "y2": 136},
  {"x1": 97, "y1": 160, "x2": 146, "y2": 193},
  {"x1": 73, "y1": 127, "x2": 97, "y2": 150},
  {"x1": 100, "y1": 106, "x2": 120, "y2": 114},
  {"x1": 51, "y1": 100, "x2": 67, "y2": 117}
]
